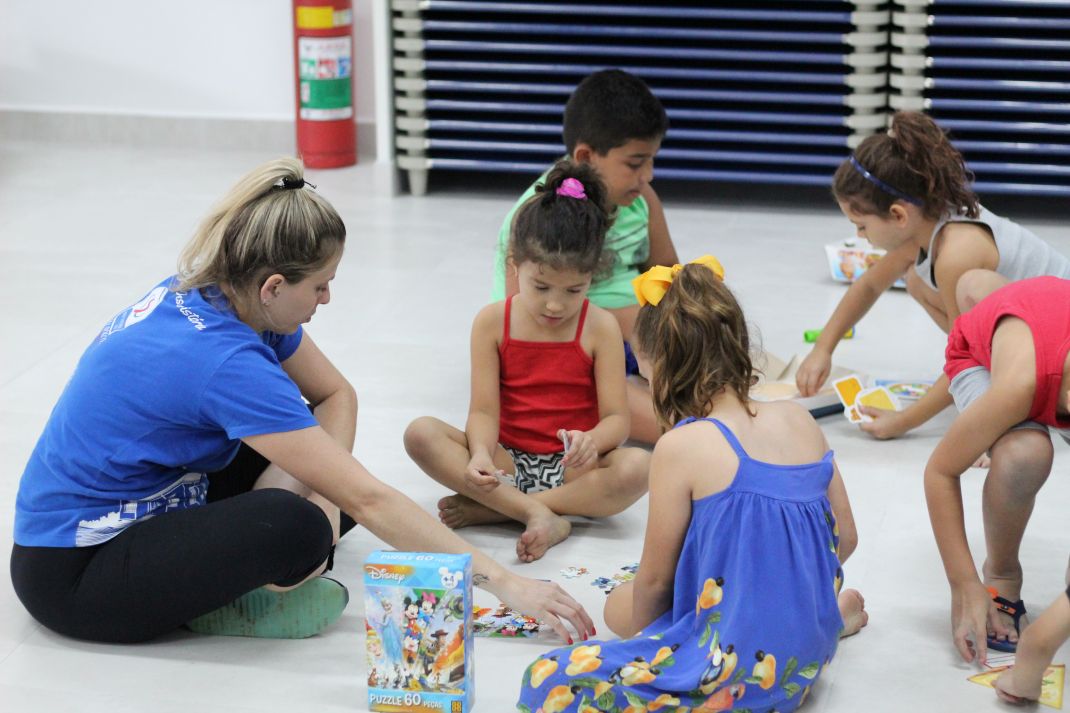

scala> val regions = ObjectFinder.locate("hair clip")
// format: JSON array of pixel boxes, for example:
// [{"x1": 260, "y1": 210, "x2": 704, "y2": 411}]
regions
[
  {"x1": 555, "y1": 177, "x2": 587, "y2": 200},
  {"x1": 280, "y1": 176, "x2": 316, "y2": 190}
]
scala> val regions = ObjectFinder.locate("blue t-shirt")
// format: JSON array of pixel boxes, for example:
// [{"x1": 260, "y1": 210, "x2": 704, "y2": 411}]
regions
[{"x1": 14, "y1": 277, "x2": 319, "y2": 547}]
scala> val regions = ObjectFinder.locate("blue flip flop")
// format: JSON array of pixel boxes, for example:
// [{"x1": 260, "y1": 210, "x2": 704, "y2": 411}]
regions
[{"x1": 987, "y1": 588, "x2": 1026, "y2": 653}]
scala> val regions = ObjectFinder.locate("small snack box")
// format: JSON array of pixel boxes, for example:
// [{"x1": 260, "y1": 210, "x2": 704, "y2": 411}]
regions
[
  {"x1": 825, "y1": 238, "x2": 906, "y2": 289},
  {"x1": 364, "y1": 551, "x2": 473, "y2": 712}
]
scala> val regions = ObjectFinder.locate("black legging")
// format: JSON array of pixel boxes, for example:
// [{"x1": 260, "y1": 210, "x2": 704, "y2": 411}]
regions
[{"x1": 10, "y1": 444, "x2": 351, "y2": 643}]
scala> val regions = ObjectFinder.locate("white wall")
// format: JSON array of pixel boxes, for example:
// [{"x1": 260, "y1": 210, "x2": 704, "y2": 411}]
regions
[{"x1": 0, "y1": 0, "x2": 379, "y2": 125}]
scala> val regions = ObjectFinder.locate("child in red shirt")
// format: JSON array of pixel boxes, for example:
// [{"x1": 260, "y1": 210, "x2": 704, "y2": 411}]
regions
[
  {"x1": 926, "y1": 273, "x2": 1070, "y2": 668},
  {"x1": 405, "y1": 160, "x2": 649, "y2": 564}
]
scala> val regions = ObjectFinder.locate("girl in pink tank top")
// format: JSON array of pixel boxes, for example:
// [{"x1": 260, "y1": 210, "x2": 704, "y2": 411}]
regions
[{"x1": 404, "y1": 160, "x2": 650, "y2": 564}]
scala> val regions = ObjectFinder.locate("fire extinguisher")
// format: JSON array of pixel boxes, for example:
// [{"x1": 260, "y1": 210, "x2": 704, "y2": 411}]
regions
[{"x1": 292, "y1": 0, "x2": 356, "y2": 168}]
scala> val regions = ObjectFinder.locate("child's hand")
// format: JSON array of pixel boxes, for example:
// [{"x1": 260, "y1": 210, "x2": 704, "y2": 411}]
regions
[
  {"x1": 796, "y1": 349, "x2": 832, "y2": 397},
  {"x1": 858, "y1": 406, "x2": 910, "y2": 439},
  {"x1": 951, "y1": 580, "x2": 992, "y2": 664},
  {"x1": 994, "y1": 666, "x2": 1043, "y2": 704},
  {"x1": 465, "y1": 455, "x2": 502, "y2": 493},
  {"x1": 560, "y1": 429, "x2": 597, "y2": 471}
]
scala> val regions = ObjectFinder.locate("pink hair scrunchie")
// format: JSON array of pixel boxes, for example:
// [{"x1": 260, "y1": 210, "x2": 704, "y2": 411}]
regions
[{"x1": 555, "y1": 177, "x2": 587, "y2": 200}]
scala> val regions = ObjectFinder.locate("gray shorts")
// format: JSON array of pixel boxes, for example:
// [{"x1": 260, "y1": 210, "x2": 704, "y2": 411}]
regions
[{"x1": 949, "y1": 366, "x2": 1070, "y2": 443}]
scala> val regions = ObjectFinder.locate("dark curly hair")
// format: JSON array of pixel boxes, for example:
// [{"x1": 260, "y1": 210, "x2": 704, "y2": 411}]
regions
[
  {"x1": 508, "y1": 160, "x2": 614, "y2": 277},
  {"x1": 833, "y1": 111, "x2": 979, "y2": 221}
]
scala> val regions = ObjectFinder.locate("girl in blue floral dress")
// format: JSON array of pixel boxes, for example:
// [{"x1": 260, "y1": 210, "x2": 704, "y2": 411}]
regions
[{"x1": 518, "y1": 259, "x2": 867, "y2": 713}]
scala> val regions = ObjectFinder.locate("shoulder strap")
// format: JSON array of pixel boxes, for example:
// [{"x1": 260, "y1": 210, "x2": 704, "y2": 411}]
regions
[
  {"x1": 674, "y1": 417, "x2": 748, "y2": 458},
  {"x1": 573, "y1": 299, "x2": 590, "y2": 342},
  {"x1": 502, "y1": 296, "x2": 513, "y2": 344}
]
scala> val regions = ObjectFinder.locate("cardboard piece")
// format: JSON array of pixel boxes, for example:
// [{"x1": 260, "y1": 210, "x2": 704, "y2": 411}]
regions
[
  {"x1": 751, "y1": 352, "x2": 862, "y2": 419},
  {"x1": 364, "y1": 552, "x2": 474, "y2": 712},
  {"x1": 967, "y1": 663, "x2": 1064, "y2": 709}
]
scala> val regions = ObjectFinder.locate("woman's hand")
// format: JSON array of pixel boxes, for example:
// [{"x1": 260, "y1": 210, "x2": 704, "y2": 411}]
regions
[
  {"x1": 561, "y1": 429, "x2": 597, "y2": 471},
  {"x1": 951, "y1": 580, "x2": 992, "y2": 664},
  {"x1": 858, "y1": 406, "x2": 911, "y2": 440},
  {"x1": 496, "y1": 573, "x2": 596, "y2": 644},
  {"x1": 465, "y1": 453, "x2": 501, "y2": 493},
  {"x1": 796, "y1": 349, "x2": 832, "y2": 397}
]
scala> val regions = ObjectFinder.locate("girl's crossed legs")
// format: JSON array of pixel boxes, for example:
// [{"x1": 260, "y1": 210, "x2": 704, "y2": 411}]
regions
[{"x1": 404, "y1": 417, "x2": 649, "y2": 563}]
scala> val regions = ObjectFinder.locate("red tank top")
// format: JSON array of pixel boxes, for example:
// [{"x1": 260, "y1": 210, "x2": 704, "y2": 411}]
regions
[
  {"x1": 498, "y1": 297, "x2": 600, "y2": 453},
  {"x1": 945, "y1": 276, "x2": 1070, "y2": 427}
]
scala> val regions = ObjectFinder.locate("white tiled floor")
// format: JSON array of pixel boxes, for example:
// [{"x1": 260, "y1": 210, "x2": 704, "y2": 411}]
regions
[{"x1": 1, "y1": 140, "x2": 1068, "y2": 712}]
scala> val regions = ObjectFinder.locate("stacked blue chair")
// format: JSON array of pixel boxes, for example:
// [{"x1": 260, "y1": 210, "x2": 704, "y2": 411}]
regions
[
  {"x1": 891, "y1": 0, "x2": 1070, "y2": 197},
  {"x1": 392, "y1": 0, "x2": 892, "y2": 195}
]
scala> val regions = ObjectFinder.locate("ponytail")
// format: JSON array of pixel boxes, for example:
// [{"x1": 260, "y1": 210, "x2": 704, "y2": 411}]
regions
[
  {"x1": 509, "y1": 159, "x2": 614, "y2": 277},
  {"x1": 176, "y1": 157, "x2": 345, "y2": 293},
  {"x1": 833, "y1": 111, "x2": 978, "y2": 220},
  {"x1": 634, "y1": 264, "x2": 754, "y2": 430}
]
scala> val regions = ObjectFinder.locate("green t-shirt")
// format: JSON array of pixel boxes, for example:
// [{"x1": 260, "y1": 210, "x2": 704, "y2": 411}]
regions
[{"x1": 491, "y1": 176, "x2": 651, "y2": 310}]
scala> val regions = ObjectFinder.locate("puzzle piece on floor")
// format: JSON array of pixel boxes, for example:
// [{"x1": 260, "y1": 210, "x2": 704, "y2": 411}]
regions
[
  {"x1": 620, "y1": 563, "x2": 639, "y2": 574},
  {"x1": 560, "y1": 566, "x2": 589, "y2": 579},
  {"x1": 591, "y1": 577, "x2": 618, "y2": 594},
  {"x1": 473, "y1": 603, "x2": 541, "y2": 638},
  {"x1": 968, "y1": 663, "x2": 1064, "y2": 709}
]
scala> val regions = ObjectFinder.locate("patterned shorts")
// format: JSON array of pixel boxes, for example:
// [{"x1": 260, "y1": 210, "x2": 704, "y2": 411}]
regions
[{"x1": 502, "y1": 446, "x2": 566, "y2": 494}]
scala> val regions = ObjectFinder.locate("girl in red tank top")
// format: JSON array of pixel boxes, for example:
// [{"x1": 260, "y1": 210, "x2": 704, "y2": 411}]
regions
[{"x1": 404, "y1": 160, "x2": 650, "y2": 564}]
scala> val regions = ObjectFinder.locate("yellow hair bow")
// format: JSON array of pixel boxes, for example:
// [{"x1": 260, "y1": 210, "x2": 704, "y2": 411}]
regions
[{"x1": 631, "y1": 255, "x2": 726, "y2": 307}]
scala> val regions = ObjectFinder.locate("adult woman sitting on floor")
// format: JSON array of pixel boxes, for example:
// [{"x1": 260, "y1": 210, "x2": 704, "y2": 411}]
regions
[{"x1": 10, "y1": 157, "x2": 593, "y2": 645}]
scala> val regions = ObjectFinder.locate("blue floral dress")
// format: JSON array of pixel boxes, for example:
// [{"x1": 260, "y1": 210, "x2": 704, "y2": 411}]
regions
[{"x1": 517, "y1": 417, "x2": 844, "y2": 713}]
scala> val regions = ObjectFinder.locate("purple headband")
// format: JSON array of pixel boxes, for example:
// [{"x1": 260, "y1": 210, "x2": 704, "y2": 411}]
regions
[
  {"x1": 555, "y1": 177, "x2": 587, "y2": 200},
  {"x1": 848, "y1": 156, "x2": 922, "y2": 206}
]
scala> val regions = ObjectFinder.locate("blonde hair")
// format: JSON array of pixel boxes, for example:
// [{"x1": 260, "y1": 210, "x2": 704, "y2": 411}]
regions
[
  {"x1": 176, "y1": 157, "x2": 345, "y2": 295},
  {"x1": 633, "y1": 264, "x2": 755, "y2": 430}
]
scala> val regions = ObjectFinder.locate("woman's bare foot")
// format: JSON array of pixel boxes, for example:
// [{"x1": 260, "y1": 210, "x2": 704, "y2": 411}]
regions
[
  {"x1": 437, "y1": 495, "x2": 509, "y2": 529},
  {"x1": 516, "y1": 512, "x2": 572, "y2": 563},
  {"x1": 838, "y1": 589, "x2": 869, "y2": 638}
]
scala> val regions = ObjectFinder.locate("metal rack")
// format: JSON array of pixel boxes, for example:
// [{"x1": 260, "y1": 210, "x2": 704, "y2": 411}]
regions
[
  {"x1": 392, "y1": 0, "x2": 892, "y2": 195},
  {"x1": 891, "y1": 0, "x2": 1070, "y2": 197}
]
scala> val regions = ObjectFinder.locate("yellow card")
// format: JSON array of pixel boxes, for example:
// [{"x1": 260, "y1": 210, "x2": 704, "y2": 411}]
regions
[
  {"x1": 857, "y1": 387, "x2": 900, "y2": 413},
  {"x1": 833, "y1": 375, "x2": 864, "y2": 408},
  {"x1": 967, "y1": 664, "x2": 1065, "y2": 709}
]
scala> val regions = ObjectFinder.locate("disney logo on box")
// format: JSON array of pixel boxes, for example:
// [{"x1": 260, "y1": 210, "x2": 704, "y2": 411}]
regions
[{"x1": 364, "y1": 564, "x2": 412, "y2": 582}]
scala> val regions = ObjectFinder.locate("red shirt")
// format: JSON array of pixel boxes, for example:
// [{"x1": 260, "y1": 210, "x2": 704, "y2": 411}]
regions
[
  {"x1": 498, "y1": 297, "x2": 600, "y2": 453},
  {"x1": 945, "y1": 276, "x2": 1070, "y2": 427}
]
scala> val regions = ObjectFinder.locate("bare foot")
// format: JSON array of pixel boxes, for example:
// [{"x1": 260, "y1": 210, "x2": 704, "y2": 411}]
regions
[
  {"x1": 516, "y1": 513, "x2": 571, "y2": 563},
  {"x1": 838, "y1": 589, "x2": 869, "y2": 638},
  {"x1": 437, "y1": 495, "x2": 509, "y2": 529},
  {"x1": 982, "y1": 564, "x2": 1025, "y2": 647}
]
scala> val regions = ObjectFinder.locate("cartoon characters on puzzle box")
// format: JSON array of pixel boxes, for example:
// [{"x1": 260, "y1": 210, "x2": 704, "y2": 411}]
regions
[{"x1": 366, "y1": 566, "x2": 467, "y2": 693}]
